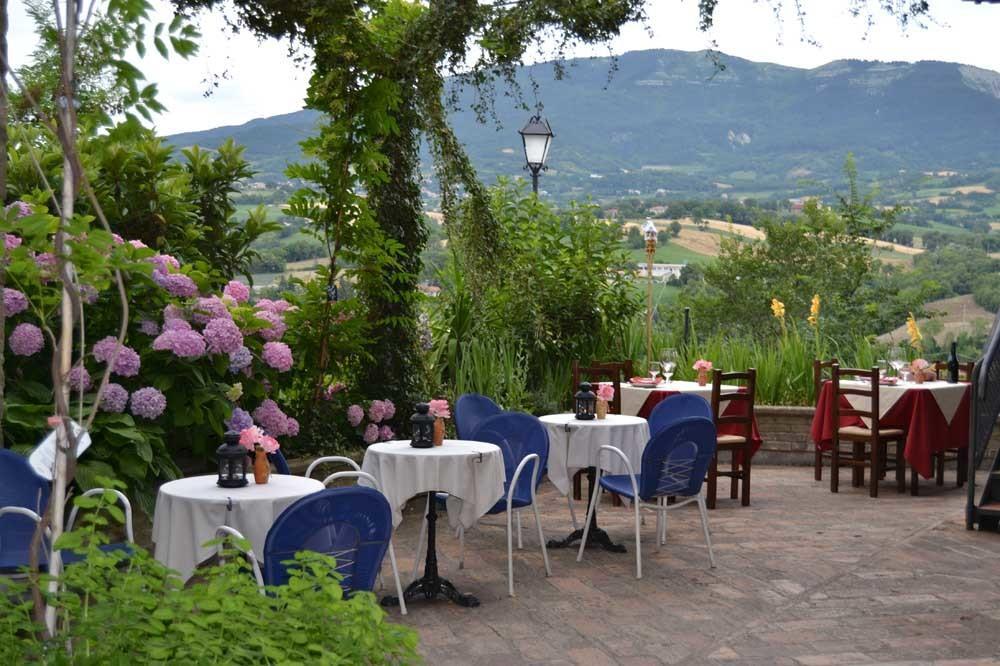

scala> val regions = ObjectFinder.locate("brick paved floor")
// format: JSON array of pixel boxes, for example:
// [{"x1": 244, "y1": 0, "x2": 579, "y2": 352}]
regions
[{"x1": 380, "y1": 466, "x2": 1000, "y2": 665}]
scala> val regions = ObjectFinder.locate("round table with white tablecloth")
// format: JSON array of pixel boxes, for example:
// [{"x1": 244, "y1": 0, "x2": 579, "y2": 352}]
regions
[
  {"x1": 361, "y1": 439, "x2": 505, "y2": 608},
  {"x1": 152, "y1": 474, "x2": 323, "y2": 581},
  {"x1": 539, "y1": 413, "x2": 650, "y2": 552}
]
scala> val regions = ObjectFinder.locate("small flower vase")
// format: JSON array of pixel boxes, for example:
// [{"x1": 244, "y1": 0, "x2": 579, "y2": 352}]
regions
[
  {"x1": 433, "y1": 417, "x2": 445, "y2": 446},
  {"x1": 697, "y1": 369, "x2": 709, "y2": 386},
  {"x1": 914, "y1": 370, "x2": 925, "y2": 385},
  {"x1": 596, "y1": 399, "x2": 608, "y2": 420},
  {"x1": 253, "y1": 449, "x2": 270, "y2": 485}
]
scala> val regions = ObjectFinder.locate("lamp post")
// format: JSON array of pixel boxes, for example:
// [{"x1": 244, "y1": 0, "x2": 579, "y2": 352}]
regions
[
  {"x1": 642, "y1": 219, "x2": 657, "y2": 367},
  {"x1": 519, "y1": 115, "x2": 554, "y2": 194}
]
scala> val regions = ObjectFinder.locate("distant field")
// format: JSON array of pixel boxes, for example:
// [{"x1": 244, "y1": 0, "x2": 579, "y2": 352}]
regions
[{"x1": 878, "y1": 294, "x2": 993, "y2": 346}]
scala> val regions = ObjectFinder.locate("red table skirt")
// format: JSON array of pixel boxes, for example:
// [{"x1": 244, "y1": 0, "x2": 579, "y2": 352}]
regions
[
  {"x1": 810, "y1": 382, "x2": 970, "y2": 479},
  {"x1": 636, "y1": 391, "x2": 763, "y2": 463}
]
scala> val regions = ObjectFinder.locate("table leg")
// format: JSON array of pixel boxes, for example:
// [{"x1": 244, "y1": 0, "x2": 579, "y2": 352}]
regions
[
  {"x1": 547, "y1": 467, "x2": 627, "y2": 553},
  {"x1": 381, "y1": 492, "x2": 479, "y2": 609}
]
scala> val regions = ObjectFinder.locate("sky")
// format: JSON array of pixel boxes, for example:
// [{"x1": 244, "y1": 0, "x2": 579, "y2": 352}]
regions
[{"x1": 7, "y1": 0, "x2": 1000, "y2": 135}]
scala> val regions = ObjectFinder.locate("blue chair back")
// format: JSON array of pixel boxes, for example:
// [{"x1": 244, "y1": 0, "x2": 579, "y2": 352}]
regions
[
  {"x1": 263, "y1": 486, "x2": 392, "y2": 594},
  {"x1": 648, "y1": 394, "x2": 712, "y2": 437},
  {"x1": 455, "y1": 393, "x2": 502, "y2": 440},
  {"x1": 638, "y1": 416, "x2": 717, "y2": 501},
  {"x1": 267, "y1": 450, "x2": 290, "y2": 475},
  {"x1": 471, "y1": 412, "x2": 548, "y2": 503},
  {"x1": 0, "y1": 450, "x2": 51, "y2": 571}
]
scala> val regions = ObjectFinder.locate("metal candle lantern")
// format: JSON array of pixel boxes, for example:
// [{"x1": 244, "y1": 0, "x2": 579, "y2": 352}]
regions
[
  {"x1": 519, "y1": 115, "x2": 554, "y2": 194},
  {"x1": 216, "y1": 431, "x2": 249, "y2": 488},
  {"x1": 410, "y1": 403, "x2": 435, "y2": 448},
  {"x1": 574, "y1": 382, "x2": 597, "y2": 421},
  {"x1": 642, "y1": 218, "x2": 657, "y2": 369}
]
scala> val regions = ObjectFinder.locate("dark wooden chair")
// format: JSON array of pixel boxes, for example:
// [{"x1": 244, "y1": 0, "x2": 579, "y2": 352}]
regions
[
  {"x1": 931, "y1": 361, "x2": 974, "y2": 488},
  {"x1": 830, "y1": 365, "x2": 906, "y2": 497},
  {"x1": 569, "y1": 360, "x2": 633, "y2": 502},
  {"x1": 813, "y1": 358, "x2": 838, "y2": 482},
  {"x1": 706, "y1": 368, "x2": 756, "y2": 509}
]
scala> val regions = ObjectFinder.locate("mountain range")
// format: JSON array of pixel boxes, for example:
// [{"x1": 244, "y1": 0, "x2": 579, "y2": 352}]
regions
[{"x1": 167, "y1": 48, "x2": 1000, "y2": 200}]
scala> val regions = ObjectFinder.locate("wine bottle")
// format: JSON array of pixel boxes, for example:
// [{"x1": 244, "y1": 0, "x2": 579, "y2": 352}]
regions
[{"x1": 947, "y1": 341, "x2": 960, "y2": 384}]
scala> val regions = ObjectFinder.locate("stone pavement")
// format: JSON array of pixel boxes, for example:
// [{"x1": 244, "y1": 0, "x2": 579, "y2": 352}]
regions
[{"x1": 380, "y1": 467, "x2": 1000, "y2": 665}]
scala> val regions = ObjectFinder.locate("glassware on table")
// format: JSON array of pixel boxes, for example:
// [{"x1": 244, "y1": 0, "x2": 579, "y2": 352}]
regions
[
  {"x1": 648, "y1": 362, "x2": 661, "y2": 383},
  {"x1": 876, "y1": 359, "x2": 889, "y2": 379},
  {"x1": 888, "y1": 346, "x2": 906, "y2": 377},
  {"x1": 660, "y1": 348, "x2": 677, "y2": 383}
]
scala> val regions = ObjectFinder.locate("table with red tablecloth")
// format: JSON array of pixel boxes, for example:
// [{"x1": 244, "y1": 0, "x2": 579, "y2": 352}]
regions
[
  {"x1": 619, "y1": 381, "x2": 763, "y2": 462},
  {"x1": 810, "y1": 380, "x2": 970, "y2": 479}
]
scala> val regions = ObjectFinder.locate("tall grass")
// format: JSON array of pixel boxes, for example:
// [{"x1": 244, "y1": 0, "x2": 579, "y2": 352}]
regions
[{"x1": 452, "y1": 337, "x2": 531, "y2": 412}]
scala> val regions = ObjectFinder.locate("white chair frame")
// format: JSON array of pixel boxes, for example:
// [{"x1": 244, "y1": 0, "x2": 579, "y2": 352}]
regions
[
  {"x1": 577, "y1": 445, "x2": 716, "y2": 579},
  {"x1": 66, "y1": 488, "x2": 135, "y2": 544},
  {"x1": 214, "y1": 525, "x2": 266, "y2": 592},
  {"x1": 305, "y1": 456, "x2": 360, "y2": 480}
]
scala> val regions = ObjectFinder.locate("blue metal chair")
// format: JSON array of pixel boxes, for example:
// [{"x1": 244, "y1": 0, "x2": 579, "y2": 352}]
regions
[
  {"x1": 267, "y1": 450, "x2": 291, "y2": 475},
  {"x1": 648, "y1": 393, "x2": 712, "y2": 437},
  {"x1": 462, "y1": 412, "x2": 552, "y2": 596},
  {"x1": 62, "y1": 489, "x2": 135, "y2": 565},
  {"x1": 577, "y1": 416, "x2": 718, "y2": 579},
  {"x1": 0, "y1": 449, "x2": 51, "y2": 574},
  {"x1": 454, "y1": 393, "x2": 502, "y2": 440}
]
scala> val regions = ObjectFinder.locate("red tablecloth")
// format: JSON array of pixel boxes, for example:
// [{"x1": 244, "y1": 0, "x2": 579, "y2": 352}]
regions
[
  {"x1": 636, "y1": 391, "x2": 763, "y2": 463},
  {"x1": 810, "y1": 382, "x2": 970, "y2": 479}
]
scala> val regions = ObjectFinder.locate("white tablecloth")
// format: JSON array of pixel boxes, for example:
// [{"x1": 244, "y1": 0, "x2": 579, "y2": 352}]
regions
[
  {"x1": 540, "y1": 413, "x2": 650, "y2": 496},
  {"x1": 152, "y1": 474, "x2": 323, "y2": 581},
  {"x1": 360, "y1": 440, "x2": 505, "y2": 530},
  {"x1": 840, "y1": 380, "x2": 968, "y2": 425},
  {"x1": 619, "y1": 380, "x2": 738, "y2": 416}
]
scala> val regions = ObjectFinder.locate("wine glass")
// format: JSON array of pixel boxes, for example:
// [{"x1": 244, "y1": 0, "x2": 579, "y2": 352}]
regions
[
  {"x1": 660, "y1": 348, "x2": 677, "y2": 383},
  {"x1": 648, "y1": 361, "x2": 661, "y2": 384},
  {"x1": 888, "y1": 346, "x2": 905, "y2": 377},
  {"x1": 876, "y1": 359, "x2": 889, "y2": 380}
]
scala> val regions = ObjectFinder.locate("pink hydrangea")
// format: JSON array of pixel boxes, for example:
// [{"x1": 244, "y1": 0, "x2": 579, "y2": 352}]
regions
[
  {"x1": 6, "y1": 201, "x2": 31, "y2": 218},
  {"x1": 152, "y1": 329, "x2": 206, "y2": 358},
  {"x1": 34, "y1": 252, "x2": 57, "y2": 278},
  {"x1": 153, "y1": 272, "x2": 198, "y2": 298},
  {"x1": 323, "y1": 382, "x2": 347, "y2": 401},
  {"x1": 259, "y1": 435, "x2": 280, "y2": 454},
  {"x1": 163, "y1": 304, "x2": 187, "y2": 322},
  {"x1": 92, "y1": 336, "x2": 141, "y2": 377},
  {"x1": 68, "y1": 365, "x2": 92, "y2": 392},
  {"x1": 253, "y1": 399, "x2": 296, "y2": 437},
  {"x1": 149, "y1": 254, "x2": 180, "y2": 275},
  {"x1": 255, "y1": 299, "x2": 292, "y2": 314},
  {"x1": 130, "y1": 387, "x2": 166, "y2": 420},
  {"x1": 223, "y1": 280, "x2": 250, "y2": 303},
  {"x1": 128, "y1": 239, "x2": 148, "y2": 249},
  {"x1": 382, "y1": 400, "x2": 396, "y2": 421},
  {"x1": 378, "y1": 425, "x2": 394, "y2": 442},
  {"x1": 368, "y1": 400, "x2": 387, "y2": 423},
  {"x1": 253, "y1": 310, "x2": 287, "y2": 341},
  {"x1": 111, "y1": 233, "x2": 125, "y2": 245},
  {"x1": 238, "y1": 426, "x2": 265, "y2": 451},
  {"x1": 204, "y1": 317, "x2": 244, "y2": 355},
  {"x1": 262, "y1": 341, "x2": 293, "y2": 372},
  {"x1": 3, "y1": 288, "x2": 28, "y2": 317},
  {"x1": 191, "y1": 296, "x2": 231, "y2": 326},
  {"x1": 363, "y1": 423, "x2": 379, "y2": 445},
  {"x1": 4, "y1": 234, "x2": 21, "y2": 251},
  {"x1": 346, "y1": 404, "x2": 364, "y2": 427},
  {"x1": 99, "y1": 383, "x2": 129, "y2": 413},
  {"x1": 9, "y1": 323, "x2": 44, "y2": 356},
  {"x1": 428, "y1": 399, "x2": 450, "y2": 419},
  {"x1": 139, "y1": 319, "x2": 160, "y2": 336},
  {"x1": 162, "y1": 317, "x2": 191, "y2": 332}
]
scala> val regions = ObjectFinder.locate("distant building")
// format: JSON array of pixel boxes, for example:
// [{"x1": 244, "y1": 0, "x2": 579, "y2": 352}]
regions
[
  {"x1": 417, "y1": 284, "x2": 441, "y2": 297},
  {"x1": 605, "y1": 208, "x2": 620, "y2": 219},
  {"x1": 648, "y1": 205, "x2": 668, "y2": 216},
  {"x1": 636, "y1": 263, "x2": 685, "y2": 282}
]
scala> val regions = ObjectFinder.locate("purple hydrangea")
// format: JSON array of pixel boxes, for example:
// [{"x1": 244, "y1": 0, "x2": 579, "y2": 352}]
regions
[
  {"x1": 228, "y1": 345, "x2": 253, "y2": 373},
  {"x1": 79, "y1": 285, "x2": 99, "y2": 305},
  {"x1": 226, "y1": 406, "x2": 254, "y2": 432},
  {"x1": 223, "y1": 280, "x2": 250, "y2": 303},
  {"x1": 128, "y1": 239, "x2": 148, "y2": 249},
  {"x1": 163, "y1": 317, "x2": 192, "y2": 332},
  {"x1": 253, "y1": 399, "x2": 295, "y2": 436},
  {"x1": 6, "y1": 201, "x2": 31, "y2": 218},
  {"x1": 363, "y1": 423, "x2": 379, "y2": 445},
  {"x1": 111, "y1": 233, "x2": 125, "y2": 245},
  {"x1": 99, "y1": 383, "x2": 129, "y2": 413},
  {"x1": 262, "y1": 341, "x2": 293, "y2": 372},
  {"x1": 139, "y1": 319, "x2": 160, "y2": 336},
  {"x1": 92, "y1": 336, "x2": 141, "y2": 377},
  {"x1": 163, "y1": 304, "x2": 187, "y2": 322},
  {"x1": 130, "y1": 387, "x2": 166, "y2": 420},
  {"x1": 149, "y1": 254, "x2": 180, "y2": 276},
  {"x1": 368, "y1": 400, "x2": 387, "y2": 424},
  {"x1": 253, "y1": 310, "x2": 287, "y2": 341},
  {"x1": 191, "y1": 296, "x2": 231, "y2": 326},
  {"x1": 34, "y1": 252, "x2": 57, "y2": 279},
  {"x1": 378, "y1": 425, "x2": 394, "y2": 442},
  {"x1": 152, "y1": 329, "x2": 206, "y2": 358},
  {"x1": 3, "y1": 288, "x2": 28, "y2": 317},
  {"x1": 4, "y1": 234, "x2": 22, "y2": 251},
  {"x1": 68, "y1": 365, "x2": 92, "y2": 392},
  {"x1": 153, "y1": 272, "x2": 198, "y2": 298},
  {"x1": 346, "y1": 404, "x2": 364, "y2": 428},
  {"x1": 382, "y1": 400, "x2": 396, "y2": 421},
  {"x1": 285, "y1": 417, "x2": 300, "y2": 437},
  {"x1": 204, "y1": 317, "x2": 244, "y2": 355},
  {"x1": 9, "y1": 323, "x2": 44, "y2": 356},
  {"x1": 255, "y1": 299, "x2": 292, "y2": 314}
]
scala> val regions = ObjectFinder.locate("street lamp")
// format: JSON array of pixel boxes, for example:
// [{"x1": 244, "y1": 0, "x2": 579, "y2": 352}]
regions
[{"x1": 519, "y1": 115, "x2": 554, "y2": 194}]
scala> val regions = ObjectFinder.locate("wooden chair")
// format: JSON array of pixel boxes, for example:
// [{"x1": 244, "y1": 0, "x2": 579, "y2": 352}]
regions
[
  {"x1": 830, "y1": 365, "x2": 906, "y2": 497},
  {"x1": 569, "y1": 360, "x2": 633, "y2": 501},
  {"x1": 706, "y1": 368, "x2": 756, "y2": 509},
  {"x1": 813, "y1": 358, "x2": 838, "y2": 482},
  {"x1": 931, "y1": 361, "x2": 974, "y2": 488}
]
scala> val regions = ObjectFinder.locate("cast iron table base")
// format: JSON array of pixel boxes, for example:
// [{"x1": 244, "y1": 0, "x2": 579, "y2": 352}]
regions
[
  {"x1": 381, "y1": 491, "x2": 479, "y2": 608},
  {"x1": 547, "y1": 467, "x2": 626, "y2": 553}
]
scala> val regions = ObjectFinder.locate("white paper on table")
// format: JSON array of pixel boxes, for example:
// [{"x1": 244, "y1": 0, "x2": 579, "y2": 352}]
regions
[{"x1": 28, "y1": 420, "x2": 92, "y2": 480}]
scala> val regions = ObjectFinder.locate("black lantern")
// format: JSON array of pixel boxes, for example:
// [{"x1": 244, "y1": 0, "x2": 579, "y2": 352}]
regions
[
  {"x1": 410, "y1": 403, "x2": 435, "y2": 448},
  {"x1": 519, "y1": 114, "x2": 554, "y2": 194},
  {"x1": 216, "y1": 431, "x2": 249, "y2": 488},
  {"x1": 574, "y1": 382, "x2": 597, "y2": 420}
]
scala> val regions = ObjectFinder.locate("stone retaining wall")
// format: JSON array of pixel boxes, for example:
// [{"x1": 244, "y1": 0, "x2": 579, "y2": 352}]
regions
[{"x1": 753, "y1": 405, "x2": 1000, "y2": 466}]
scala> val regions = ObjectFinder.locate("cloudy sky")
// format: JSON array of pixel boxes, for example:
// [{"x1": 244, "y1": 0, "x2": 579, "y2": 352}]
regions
[{"x1": 7, "y1": 0, "x2": 1000, "y2": 135}]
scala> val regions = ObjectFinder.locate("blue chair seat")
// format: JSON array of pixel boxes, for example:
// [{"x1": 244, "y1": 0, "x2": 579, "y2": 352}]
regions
[
  {"x1": 62, "y1": 542, "x2": 133, "y2": 565},
  {"x1": 597, "y1": 474, "x2": 639, "y2": 500},
  {"x1": 0, "y1": 547, "x2": 48, "y2": 574},
  {"x1": 485, "y1": 487, "x2": 532, "y2": 515}
]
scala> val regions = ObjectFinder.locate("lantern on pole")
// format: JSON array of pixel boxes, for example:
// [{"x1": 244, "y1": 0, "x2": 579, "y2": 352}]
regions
[
  {"x1": 519, "y1": 115, "x2": 554, "y2": 194},
  {"x1": 642, "y1": 218, "x2": 657, "y2": 367}
]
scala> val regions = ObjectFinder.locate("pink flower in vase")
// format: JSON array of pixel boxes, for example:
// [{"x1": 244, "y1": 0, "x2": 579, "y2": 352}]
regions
[
  {"x1": 910, "y1": 358, "x2": 929, "y2": 372},
  {"x1": 429, "y1": 399, "x2": 450, "y2": 419},
  {"x1": 692, "y1": 359, "x2": 713, "y2": 372},
  {"x1": 238, "y1": 426, "x2": 264, "y2": 451},
  {"x1": 259, "y1": 435, "x2": 280, "y2": 454},
  {"x1": 596, "y1": 383, "x2": 614, "y2": 402}
]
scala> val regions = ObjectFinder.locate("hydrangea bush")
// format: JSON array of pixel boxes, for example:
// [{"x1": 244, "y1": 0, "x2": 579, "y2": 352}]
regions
[{"x1": 0, "y1": 199, "x2": 301, "y2": 511}]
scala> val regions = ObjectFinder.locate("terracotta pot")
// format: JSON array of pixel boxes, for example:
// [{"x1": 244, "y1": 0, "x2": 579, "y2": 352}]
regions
[
  {"x1": 253, "y1": 449, "x2": 270, "y2": 484},
  {"x1": 596, "y1": 399, "x2": 608, "y2": 420},
  {"x1": 697, "y1": 369, "x2": 709, "y2": 387},
  {"x1": 433, "y1": 418, "x2": 445, "y2": 446}
]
